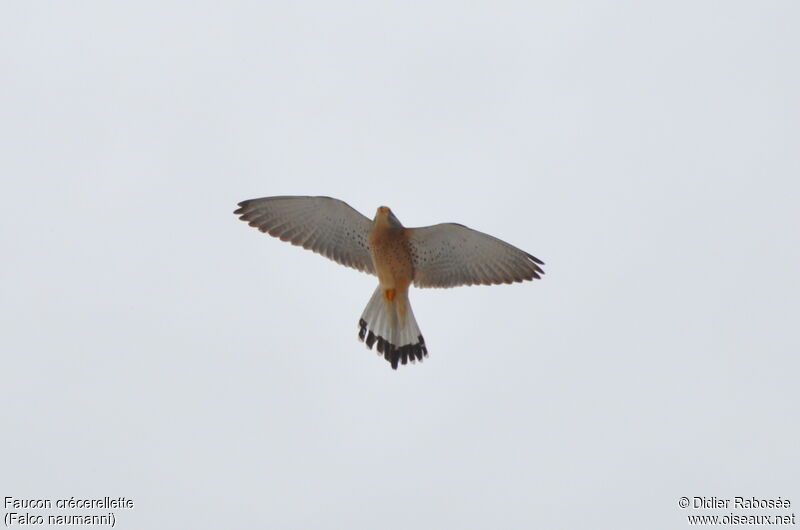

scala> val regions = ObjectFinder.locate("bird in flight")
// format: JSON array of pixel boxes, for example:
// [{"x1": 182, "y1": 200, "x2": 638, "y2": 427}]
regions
[{"x1": 234, "y1": 196, "x2": 545, "y2": 369}]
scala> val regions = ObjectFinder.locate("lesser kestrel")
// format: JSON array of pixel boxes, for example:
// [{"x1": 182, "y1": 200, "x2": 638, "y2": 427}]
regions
[{"x1": 234, "y1": 196, "x2": 545, "y2": 369}]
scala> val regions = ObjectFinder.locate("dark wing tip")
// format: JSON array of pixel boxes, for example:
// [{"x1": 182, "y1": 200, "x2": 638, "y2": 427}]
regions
[
  {"x1": 526, "y1": 253, "x2": 545, "y2": 266},
  {"x1": 234, "y1": 200, "x2": 248, "y2": 215}
]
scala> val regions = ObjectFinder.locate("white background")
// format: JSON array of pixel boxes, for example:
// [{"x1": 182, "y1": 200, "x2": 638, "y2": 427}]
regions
[{"x1": 2, "y1": 2, "x2": 798, "y2": 528}]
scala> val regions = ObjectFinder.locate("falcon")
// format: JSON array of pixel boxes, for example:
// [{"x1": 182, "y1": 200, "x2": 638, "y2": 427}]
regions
[{"x1": 234, "y1": 196, "x2": 545, "y2": 369}]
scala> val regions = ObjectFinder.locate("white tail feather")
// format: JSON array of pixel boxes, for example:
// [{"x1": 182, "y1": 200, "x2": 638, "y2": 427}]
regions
[{"x1": 358, "y1": 287, "x2": 427, "y2": 369}]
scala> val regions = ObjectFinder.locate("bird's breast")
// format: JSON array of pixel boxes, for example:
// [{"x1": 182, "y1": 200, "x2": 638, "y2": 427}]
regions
[{"x1": 368, "y1": 225, "x2": 414, "y2": 290}]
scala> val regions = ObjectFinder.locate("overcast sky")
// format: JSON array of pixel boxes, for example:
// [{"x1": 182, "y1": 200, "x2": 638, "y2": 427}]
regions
[{"x1": 2, "y1": 2, "x2": 798, "y2": 529}]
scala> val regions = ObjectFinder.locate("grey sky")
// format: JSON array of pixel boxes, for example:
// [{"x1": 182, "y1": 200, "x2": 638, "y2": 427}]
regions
[{"x1": 2, "y1": 2, "x2": 798, "y2": 529}]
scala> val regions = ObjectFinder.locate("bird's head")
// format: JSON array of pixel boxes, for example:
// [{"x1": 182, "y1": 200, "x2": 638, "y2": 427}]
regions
[{"x1": 374, "y1": 206, "x2": 403, "y2": 228}]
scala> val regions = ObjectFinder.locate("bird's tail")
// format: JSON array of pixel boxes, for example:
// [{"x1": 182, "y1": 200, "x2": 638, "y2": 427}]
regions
[{"x1": 358, "y1": 286, "x2": 427, "y2": 369}]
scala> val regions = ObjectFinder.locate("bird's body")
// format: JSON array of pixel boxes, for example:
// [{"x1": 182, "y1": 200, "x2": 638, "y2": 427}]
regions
[
  {"x1": 234, "y1": 196, "x2": 544, "y2": 369},
  {"x1": 360, "y1": 207, "x2": 426, "y2": 366},
  {"x1": 369, "y1": 207, "x2": 414, "y2": 296}
]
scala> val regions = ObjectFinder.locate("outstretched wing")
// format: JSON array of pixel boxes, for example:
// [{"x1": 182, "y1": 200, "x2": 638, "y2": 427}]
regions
[
  {"x1": 234, "y1": 196, "x2": 375, "y2": 275},
  {"x1": 408, "y1": 223, "x2": 544, "y2": 288}
]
